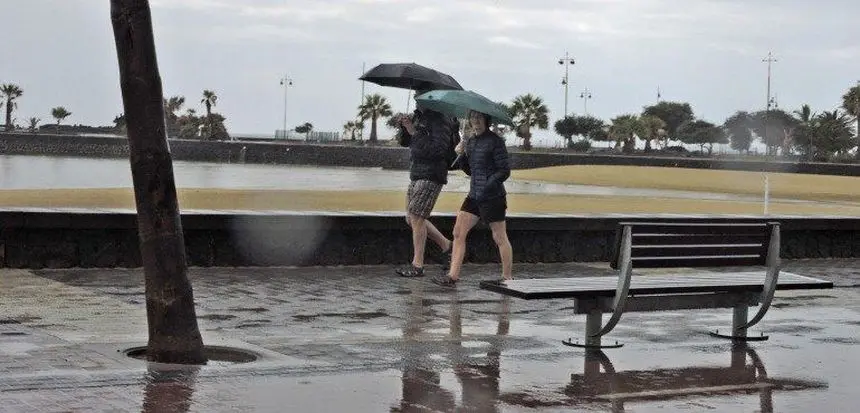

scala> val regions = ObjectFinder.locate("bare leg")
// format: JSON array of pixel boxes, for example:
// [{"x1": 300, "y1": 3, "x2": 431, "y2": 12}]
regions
[
  {"x1": 489, "y1": 220, "x2": 513, "y2": 280},
  {"x1": 405, "y1": 215, "x2": 451, "y2": 253},
  {"x1": 448, "y1": 211, "x2": 480, "y2": 281},
  {"x1": 425, "y1": 220, "x2": 452, "y2": 252},
  {"x1": 409, "y1": 213, "x2": 428, "y2": 267}
]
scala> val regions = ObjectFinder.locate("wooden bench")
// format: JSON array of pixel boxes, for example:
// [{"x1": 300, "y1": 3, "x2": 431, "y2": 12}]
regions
[{"x1": 480, "y1": 221, "x2": 834, "y2": 348}]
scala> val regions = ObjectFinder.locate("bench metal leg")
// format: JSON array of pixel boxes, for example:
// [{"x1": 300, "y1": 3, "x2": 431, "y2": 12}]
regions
[
  {"x1": 733, "y1": 306, "x2": 749, "y2": 339},
  {"x1": 563, "y1": 309, "x2": 624, "y2": 349},
  {"x1": 709, "y1": 305, "x2": 769, "y2": 341}
]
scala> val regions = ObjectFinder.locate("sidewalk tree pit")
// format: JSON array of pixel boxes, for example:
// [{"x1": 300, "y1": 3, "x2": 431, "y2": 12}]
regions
[{"x1": 124, "y1": 345, "x2": 258, "y2": 364}]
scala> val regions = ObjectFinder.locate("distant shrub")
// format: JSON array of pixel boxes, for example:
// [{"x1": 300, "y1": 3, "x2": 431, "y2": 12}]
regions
[{"x1": 568, "y1": 139, "x2": 591, "y2": 152}]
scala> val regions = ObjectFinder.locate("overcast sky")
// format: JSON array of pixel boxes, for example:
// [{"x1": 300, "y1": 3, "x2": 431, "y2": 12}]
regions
[{"x1": 2, "y1": 0, "x2": 859, "y2": 145}]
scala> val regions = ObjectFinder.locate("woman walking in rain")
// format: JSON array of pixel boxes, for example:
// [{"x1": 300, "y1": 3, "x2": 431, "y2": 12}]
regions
[{"x1": 432, "y1": 109, "x2": 512, "y2": 287}]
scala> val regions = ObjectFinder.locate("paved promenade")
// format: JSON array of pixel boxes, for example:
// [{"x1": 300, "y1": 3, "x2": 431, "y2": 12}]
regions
[{"x1": 0, "y1": 259, "x2": 857, "y2": 412}]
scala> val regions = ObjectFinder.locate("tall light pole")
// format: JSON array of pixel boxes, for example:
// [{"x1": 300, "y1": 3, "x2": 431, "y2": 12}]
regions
[
  {"x1": 361, "y1": 62, "x2": 366, "y2": 105},
  {"x1": 558, "y1": 52, "x2": 575, "y2": 118},
  {"x1": 763, "y1": 52, "x2": 777, "y2": 154},
  {"x1": 279, "y1": 75, "x2": 292, "y2": 138},
  {"x1": 359, "y1": 62, "x2": 366, "y2": 141},
  {"x1": 580, "y1": 87, "x2": 592, "y2": 116},
  {"x1": 855, "y1": 80, "x2": 860, "y2": 159}
]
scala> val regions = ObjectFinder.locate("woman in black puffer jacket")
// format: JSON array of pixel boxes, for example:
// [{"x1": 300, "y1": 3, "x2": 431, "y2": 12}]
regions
[{"x1": 432, "y1": 110, "x2": 512, "y2": 288}]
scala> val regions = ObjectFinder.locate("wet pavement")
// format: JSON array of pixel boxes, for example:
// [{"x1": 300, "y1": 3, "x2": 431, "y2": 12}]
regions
[{"x1": 0, "y1": 259, "x2": 857, "y2": 412}]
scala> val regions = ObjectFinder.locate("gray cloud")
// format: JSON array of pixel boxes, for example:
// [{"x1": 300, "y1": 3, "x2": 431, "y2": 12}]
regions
[{"x1": 1, "y1": 0, "x2": 858, "y2": 146}]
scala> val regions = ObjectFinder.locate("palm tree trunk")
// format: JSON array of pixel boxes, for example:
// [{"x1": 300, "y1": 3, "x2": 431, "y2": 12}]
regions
[
  {"x1": 110, "y1": 0, "x2": 206, "y2": 364},
  {"x1": 856, "y1": 117, "x2": 860, "y2": 159},
  {"x1": 203, "y1": 103, "x2": 211, "y2": 141},
  {"x1": 370, "y1": 115, "x2": 378, "y2": 142},
  {"x1": 4, "y1": 101, "x2": 11, "y2": 131}
]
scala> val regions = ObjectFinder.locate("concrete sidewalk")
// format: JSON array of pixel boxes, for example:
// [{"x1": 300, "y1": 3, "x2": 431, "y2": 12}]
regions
[{"x1": 0, "y1": 259, "x2": 857, "y2": 412}]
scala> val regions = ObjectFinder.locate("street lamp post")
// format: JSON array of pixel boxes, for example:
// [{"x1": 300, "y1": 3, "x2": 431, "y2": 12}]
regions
[
  {"x1": 762, "y1": 52, "x2": 777, "y2": 154},
  {"x1": 558, "y1": 52, "x2": 575, "y2": 118},
  {"x1": 580, "y1": 87, "x2": 592, "y2": 116},
  {"x1": 280, "y1": 75, "x2": 293, "y2": 139},
  {"x1": 855, "y1": 80, "x2": 860, "y2": 159}
]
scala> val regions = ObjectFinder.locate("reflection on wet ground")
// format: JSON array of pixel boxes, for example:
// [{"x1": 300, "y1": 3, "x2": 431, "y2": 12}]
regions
[
  {"x1": 393, "y1": 287, "x2": 831, "y2": 412},
  {"x1": 141, "y1": 367, "x2": 200, "y2": 413},
  {"x1": 395, "y1": 291, "x2": 510, "y2": 412},
  {"x1": 505, "y1": 346, "x2": 828, "y2": 412},
  {"x1": 0, "y1": 261, "x2": 857, "y2": 411}
]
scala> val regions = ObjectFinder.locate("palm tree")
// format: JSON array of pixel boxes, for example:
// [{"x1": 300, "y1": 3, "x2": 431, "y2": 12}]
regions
[
  {"x1": 110, "y1": 0, "x2": 205, "y2": 364},
  {"x1": 609, "y1": 114, "x2": 644, "y2": 153},
  {"x1": 200, "y1": 90, "x2": 217, "y2": 139},
  {"x1": 27, "y1": 117, "x2": 40, "y2": 133},
  {"x1": 51, "y1": 106, "x2": 72, "y2": 134},
  {"x1": 295, "y1": 122, "x2": 313, "y2": 139},
  {"x1": 1, "y1": 84, "x2": 24, "y2": 131},
  {"x1": 639, "y1": 115, "x2": 667, "y2": 152},
  {"x1": 166, "y1": 95, "x2": 185, "y2": 115},
  {"x1": 794, "y1": 104, "x2": 815, "y2": 124},
  {"x1": 343, "y1": 120, "x2": 361, "y2": 141},
  {"x1": 840, "y1": 84, "x2": 860, "y2": 158},
  {"x1": 815, "y1": 110, "x2": 854, "y2": 158},
  {"x1": 200, "y1": 90, "x2": 217, "y2": 117},
  {"x1": 164, "y1": 95, "x2": 185, "y2": 138},
  {"x1": 357, "y1": 93, "x2": 392, "y2": 142},
  {"x1": 509, "y1": 94, "x2": 549, "y2": 151},
  {"x1": 792, "y1": 104, "x2": 816, "y2": 158}
]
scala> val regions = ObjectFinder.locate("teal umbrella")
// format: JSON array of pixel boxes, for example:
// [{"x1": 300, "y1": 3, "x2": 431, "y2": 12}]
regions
[{"x1": 414, "y1": 90, "x2": 513, "y2": 126}]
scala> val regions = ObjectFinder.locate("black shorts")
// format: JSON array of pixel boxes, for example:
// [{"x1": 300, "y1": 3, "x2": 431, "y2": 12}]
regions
[{"x1": 460, "y1": 196, "x2": 506, "y2": 223}]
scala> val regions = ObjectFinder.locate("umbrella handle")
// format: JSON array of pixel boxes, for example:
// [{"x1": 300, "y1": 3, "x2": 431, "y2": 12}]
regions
[{"x1": 451, "y1": 153, "x2": 463, "y2": 168}]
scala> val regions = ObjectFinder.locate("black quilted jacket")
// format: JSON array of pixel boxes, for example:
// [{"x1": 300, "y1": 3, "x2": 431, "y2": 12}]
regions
[
  {"x1": 397, "y1": 109, "x2": 458, "y2": 185},
  {"x1": 459, "y1": 130, "x2": 510, "y2": 202}
]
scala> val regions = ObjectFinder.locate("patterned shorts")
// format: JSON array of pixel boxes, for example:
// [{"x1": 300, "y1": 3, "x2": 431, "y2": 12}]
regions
[{"x1": 406, "y1": 179, "x2": 443, "y2": 218}]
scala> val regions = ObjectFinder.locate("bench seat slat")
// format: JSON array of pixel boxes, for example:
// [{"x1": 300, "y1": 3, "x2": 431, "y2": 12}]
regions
[
  {"x1": 624, "y1": 223, "x2": 769, "y2": 236},
  {"x1": 479, "y1": 272, "x2": 833, "y2": 300},
  {"x1": 632, "y1": 234, "x2": 767, "y2": 246},
  {"x1": 631, "y1": 246, "x2": 765, "y2": 258},
  {"x1": 629, "y1": 257, "x2": 764, "y2": 268}
]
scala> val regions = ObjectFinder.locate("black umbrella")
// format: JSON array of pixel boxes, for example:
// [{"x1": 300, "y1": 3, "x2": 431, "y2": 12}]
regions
[{"x1": 359, "y1": 62, "x2": 463, "y2": 92}]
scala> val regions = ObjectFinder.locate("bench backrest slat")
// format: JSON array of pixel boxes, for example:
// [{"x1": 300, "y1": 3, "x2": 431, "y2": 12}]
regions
[{"x1": 611, "y1": 222, "x2": 774, "y2": 269}]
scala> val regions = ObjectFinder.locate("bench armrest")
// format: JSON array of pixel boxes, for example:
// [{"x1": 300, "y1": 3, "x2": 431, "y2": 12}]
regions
[
  {"x1": 592, "y1": 225, "x2": 634, "y2": 338},
  {"x1": 740, "y1": 222, "x2": 781, "y2": 329}
]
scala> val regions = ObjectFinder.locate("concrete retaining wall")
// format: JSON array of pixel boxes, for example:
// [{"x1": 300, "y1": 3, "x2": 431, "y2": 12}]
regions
[{"x1": 1, "y1": 212, "x2": 857, "y2": 269}]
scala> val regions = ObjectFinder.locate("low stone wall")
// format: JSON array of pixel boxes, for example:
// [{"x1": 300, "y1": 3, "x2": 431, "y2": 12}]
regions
[
  {"x1": 3, "y1": 132, "x2": 860, "y2": 175},
  {"x1": 0, "y1": 212, "x2": 857, "y2": 269}
]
